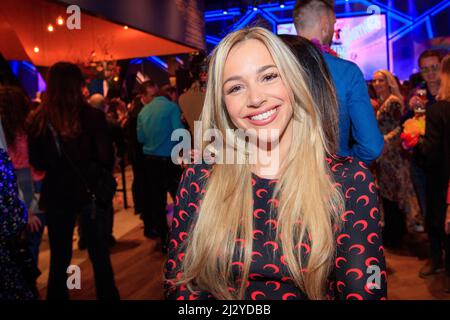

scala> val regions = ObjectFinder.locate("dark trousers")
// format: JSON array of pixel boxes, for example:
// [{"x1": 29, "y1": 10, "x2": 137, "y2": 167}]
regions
[
  {"x1": 141, "y1": 156, "x2": 181, "y2": 243},
  {"x1": 382, "y1": 197, "x2": 406, "y2": 248},
  {"x1": 131, "y1": 155, "x2": 146, "y2": 214},
  {"x1": 428, "y1": 224, "x2": 450, "y2": 273},
  {"x1": 46, "y1": 204, "x2": 120, "y2": 300}
]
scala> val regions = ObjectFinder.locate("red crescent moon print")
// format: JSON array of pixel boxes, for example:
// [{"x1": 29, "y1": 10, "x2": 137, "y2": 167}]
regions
[
  {"x1": 251, "y1": 291, "x2": 266, "y2": 300},
  {"x1": 336, "y1": 281, "x2": 346, "y2": 293},
  {"x1": 253, "y1": 208, "x2": 266, "y2": 219},
  {"x1": 345, "y1": 187, "x2": 356, "y2": 199},
  {"x1": 335, "y1": 257, "x2": 347, "y2": 268},
  {"x1": 354, "y1": 171, "x2": 367, "y2": 182},
  {"x1": 353, "y1": 219, "x2": 368, "y2": 231},
  {"x1": 347, "y1": 293, "x2": 363, "y2": 300},
  {"x1": 190, "y1": 182, "x2": 200, "y2": 193},
  {"x1": 252, "y1": 229, "x2": 264, "y2": 240},
  {"x1": 349, "y1": 244, "x2": 366, "y2": 255},
  {"x1": 368, "y1": 182, "x2": 376, "y2": 194},
  {"x1": 187, "y1": 202, "x2": 199, "y2": 212},
  {"x1": 256, "y1": 188, "x2": 268, "y2": 198},
  {"x1": 356, "y1": 195, "x2": 370, "y2": 206},
  {"x1": 369, "y1": 207, "x2": 379, "y2": 220},
  {"x1": 179, "y1": 232, "x2": 188, "y2": 241},
  {"x1": 282, "y1": 292, "x2": 297, "y2": 300},
  {"x1": 367, "y1": 233, "x2": 378, "y2": 244},
  {"x1": 331, "y1": 163, "x2": 344, "y2": 172},
  {"x1": 170, "y1": 239, "x2": 178, "y2": 249},
  {"x1": 249, "y1": 273, "x2": 263, "y2": 280},
  {"x1": 265, "y1": 219, "x2": 278, "y2": 229},
  {"x1": 265, "y1": 281, "x2": 281, "y2": 291},
  {"x1": 358, "y1": 161, "x2": 368, "y2": 169},
  {"x1": 200, "y1": 168, "x2": 210, "y2": 178},
  {"x1": 167, "y1": 259, "x2": 176, "y2": 270},
  {"x1": 185, "y1": 167, "x2": 195, "y2": 177},
  {"x1": 341, "y1": 210, "x2": 355, "y2": 221},
  {"x1": 179, "y1": 187, "x2": 188, "y2": 199},
  {"x1": 337, "y1": 233, "x2": 351, "y2": 245},
  {"x1": 365, "y1": 257, "x2": 379, "y2": 267},
  {"x1": 267, "y1": 198, "x2": 279, "y2": 208},
  {"x1": 263, "y1": 264, "x2": 280, "y2": 274},
  {"x1": 251, "y1": 251, "x2": 263, "y2": 262},
  {"x1": 263, "y1": 241, "x2": 279, "y2": 252},
  {"x1": 167, "y1": 160, "x2": 386, "y2": 301},
  {"x1": 345, "y1": 268, "x2": 363, "y2": 280},
  {"x1": 179, "y1": 210, "x2": 189, "y2": 221}
]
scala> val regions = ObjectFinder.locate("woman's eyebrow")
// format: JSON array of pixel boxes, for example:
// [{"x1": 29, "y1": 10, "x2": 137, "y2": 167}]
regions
[{"x1": 223, "y1": 64, "x2": 277, "y2": 87}]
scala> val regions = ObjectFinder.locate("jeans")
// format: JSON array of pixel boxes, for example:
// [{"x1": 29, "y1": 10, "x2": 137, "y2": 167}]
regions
[
  {"x1": 46, "y1": 203, "x2": 119, "y2": 300},
  {"x1": 15, "y1": 168, "x2": 33, "y2": 208}
]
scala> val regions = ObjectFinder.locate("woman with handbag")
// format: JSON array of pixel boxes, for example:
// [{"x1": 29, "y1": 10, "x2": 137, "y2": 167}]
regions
[{"x1": 27, "y1": 62, "x2": 119, "y2": 300}]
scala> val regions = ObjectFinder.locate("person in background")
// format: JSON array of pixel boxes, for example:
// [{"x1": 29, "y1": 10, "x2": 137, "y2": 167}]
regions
[
  {"x1": 178, "y1": 60, "x2": 208, "y2": 134},
  {"x1": 27, "y1": 62, "x2": 119, "y2": 300},
  {"x1": 137, "y1": 81, "x2": 184, "y2": 252},
  {"x1": 124, "y1": 81, "x2": 158, "y2": 217},
  {"x1": 0, "y1": 86, "x2": 45, "y2": 290},
  {"x1": 161, "y1": 84, "x2": 179, "y2": 103},
  {"x1": 87, "y1": 93, "x2": 123, "y2": 248},
  {"x1": 293, "y1": 0, "x2": 383, "y2": 164},
  {"x1": 407, "y1": 50, "x2": 444, "y2": 237},
  {"x1": 373, "y1": 69, "x2": 420, "y2": 247},
  {"x1": 417, "y1": 54, "x2": 450, "y2": 288},
  {"x1": 165, "y1": 27, "x2": 386, "y2": 300}
]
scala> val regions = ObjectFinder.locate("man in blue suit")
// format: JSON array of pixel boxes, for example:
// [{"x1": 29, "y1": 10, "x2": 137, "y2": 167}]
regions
[{"x1": 293, "y1": 0, "x2": 383, "y2": 163}]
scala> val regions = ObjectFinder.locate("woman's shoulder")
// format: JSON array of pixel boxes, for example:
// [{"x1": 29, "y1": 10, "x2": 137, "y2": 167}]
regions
[{"x1": 180, "y1": 163, "x2": 213, "y2": 185}]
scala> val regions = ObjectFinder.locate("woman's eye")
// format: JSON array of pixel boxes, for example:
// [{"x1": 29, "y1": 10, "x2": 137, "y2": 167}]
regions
[
  {"x1": 263, "y1": 73, "x2": 278, "y2": 82},
  {"x1": 227, "y1": 85, "x2": 242, "y2": 94}
]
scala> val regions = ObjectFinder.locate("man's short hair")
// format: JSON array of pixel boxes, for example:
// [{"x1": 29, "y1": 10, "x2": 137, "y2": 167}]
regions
[
  {"x1": 293, "y1": 0, "x2": 334, "y2": 31},
  {"x1": 418, "y1": 50, "x2": 443, "y2": 67},
  {"x1": 137, "y1": 80, "x2": 157, "y2": 95}
]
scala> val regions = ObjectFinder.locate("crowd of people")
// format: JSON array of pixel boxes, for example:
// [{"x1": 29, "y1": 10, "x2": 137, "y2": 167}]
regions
[{"x1": 0, "y1": 0, "x2": 449, "y2": 300}]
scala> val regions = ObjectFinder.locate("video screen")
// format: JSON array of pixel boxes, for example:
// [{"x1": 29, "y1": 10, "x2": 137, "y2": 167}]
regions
[{"x1": 277, "y1": 14, "x2": 388, "y2": 79}]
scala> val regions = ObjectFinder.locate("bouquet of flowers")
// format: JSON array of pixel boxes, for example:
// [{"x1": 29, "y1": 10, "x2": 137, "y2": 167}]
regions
[{"x1": 400, "y1": 116, "x2": 426, "y2": 149}]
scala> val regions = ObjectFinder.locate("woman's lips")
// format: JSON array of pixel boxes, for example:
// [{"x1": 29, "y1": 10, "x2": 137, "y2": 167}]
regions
[{"x1": 246, "y1": 106, "x2": 279, "y2": 126}]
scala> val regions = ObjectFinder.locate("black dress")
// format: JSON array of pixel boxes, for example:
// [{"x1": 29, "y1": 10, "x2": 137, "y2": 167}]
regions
[{"x1": 165, "y1": 156, "x2": 387, "y2": 300}]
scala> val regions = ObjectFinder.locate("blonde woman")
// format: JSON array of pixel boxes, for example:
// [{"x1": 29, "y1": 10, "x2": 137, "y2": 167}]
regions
[
  {"x1": 373, "y1": 69, "x2": 420, "y2": 247},
  {"x1": 165, "y1": 28, "x2": 386, "y2": 300}
]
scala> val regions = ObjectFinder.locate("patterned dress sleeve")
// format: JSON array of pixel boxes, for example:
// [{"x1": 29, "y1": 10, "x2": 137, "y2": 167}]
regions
[
  {"x1": 334, "y1": 159, "x2": 387, "y2": 300},
  {"x1": 164, "y1": 164, "x2": 215, "y2": 300},
  {"x1": 0, "y1": 149, "x2": 27, "y2": 240}
]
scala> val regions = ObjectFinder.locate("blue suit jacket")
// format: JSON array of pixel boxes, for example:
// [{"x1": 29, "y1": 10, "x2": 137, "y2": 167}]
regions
[{"x1": 323, "y1": 53, "x2": 383, "y2": 163}]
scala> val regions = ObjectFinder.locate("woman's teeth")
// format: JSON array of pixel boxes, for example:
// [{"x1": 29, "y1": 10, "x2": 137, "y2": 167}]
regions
[{"x1": 250, "y1": 108, "x2": 277, "y2": 121}]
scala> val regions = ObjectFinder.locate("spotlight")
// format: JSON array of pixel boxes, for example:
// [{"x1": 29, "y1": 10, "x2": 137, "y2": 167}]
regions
[
  {"x1": 223, "y1": 10, "x2": 228, "y2": 15},
  {"x1": 47, "y1": 24, "x2": 54, "y2": 32},
  {"x1": 280, "y1": 1, "x2": 285, "y2": 8},
  {"x1": 33, "y1": 46, "x2": 40, "y2": 53},
  {"x1": 56, "y1": 16, "x2": 64, "y2": 26},
  {"x1": 253, "y1": 7, "x2": 258, "y2": 11},
  {"x1": 124, "y1": 25, "x2": 129, "y2": 30}
]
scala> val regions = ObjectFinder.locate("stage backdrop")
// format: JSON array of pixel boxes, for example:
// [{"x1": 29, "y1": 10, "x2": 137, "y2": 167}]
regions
[{"x1": 277, "y1": 14, "x2": 388, "y2": 79}]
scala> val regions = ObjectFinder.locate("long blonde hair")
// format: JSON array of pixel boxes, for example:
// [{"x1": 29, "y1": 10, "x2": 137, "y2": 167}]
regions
[
  {"x1": 176, "y1": 27, "x2": 344, "y2": 300},
  {"x1": 437, "y1": 54, "x2": 450, "y2": 102},
  {"x1": 374, "y1": 69, "x2": 404, "y2": 109}
]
